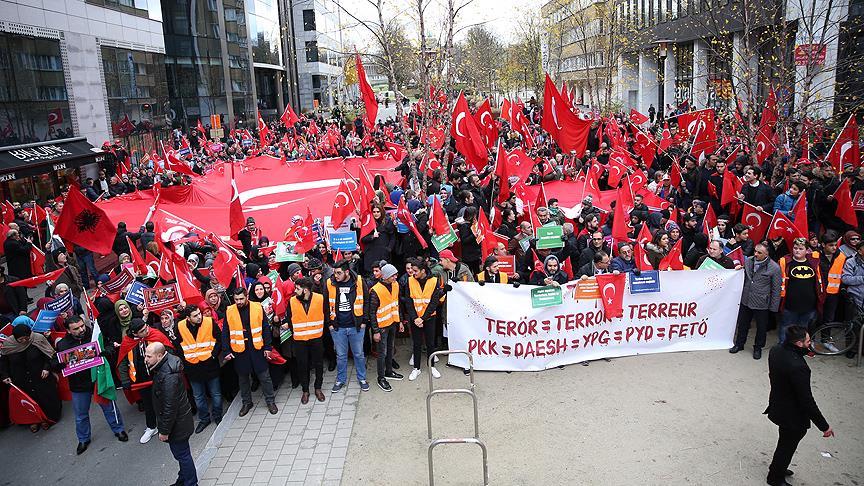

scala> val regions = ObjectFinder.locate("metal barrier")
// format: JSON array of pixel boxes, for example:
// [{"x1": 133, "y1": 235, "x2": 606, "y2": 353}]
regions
[
  {"x1": 857, "y1": 321, "x2": 863, "y2": 367},
  {"x1": 428, "y1": 438, "x2": 489, "y2": 486},
  {"x1": 426, "y1": 350, "x2": 489, "y2": 485}
]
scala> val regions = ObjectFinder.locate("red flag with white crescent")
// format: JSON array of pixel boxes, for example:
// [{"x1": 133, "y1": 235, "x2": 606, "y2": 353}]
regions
[
  {"x1": 331, "y1": 179, "x2": 357, "y2": 229},
  {"x1": 741, "y1": 202, "x2": 771, "y2": 243},
  {"x1": 9, "y1": 384, "x2": 52, "y2": 425},
  {"x1": 596, "y1": 273, "x2": 626, "y2": 319}
]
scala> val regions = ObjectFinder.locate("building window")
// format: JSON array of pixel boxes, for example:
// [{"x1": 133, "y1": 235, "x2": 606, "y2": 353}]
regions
[
  {"x1": 85, "y1": 0, "x2": 157, "y2": 20},
  {"x1": 675, "y1": 42, "x2": 694, "y2": 104},
  {"x1": 303, "y1": 9, "x2": 316, "y2": 31},
  {"x1": 101, "y1": 45, "x2": 168, "y2": 141},
  {"x1": 305, "y1": 41, "x2": 319, "y2": 62}
]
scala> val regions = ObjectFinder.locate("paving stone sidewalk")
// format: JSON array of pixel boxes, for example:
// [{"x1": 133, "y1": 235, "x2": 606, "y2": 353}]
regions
[{"x1": 198, "y1": 364, "x2": 361, "y2": 486}]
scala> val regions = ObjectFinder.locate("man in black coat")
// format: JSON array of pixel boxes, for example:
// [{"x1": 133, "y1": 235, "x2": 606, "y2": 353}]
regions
[
  {"x1": 145, "y1": 342, "x2": 197, "y2": 486},
  {"x1": 764, "y1": 326, "x2": 834, "y2": 485},
  {"x1": 0, "y1": 269, "x2": 28, "y2": 320},
  {"x1": 739, "y1": 166, "x2": 775, "y2": 213},
  {"x1": 4, "y1": 228, "x2": 33, "y2": 280}
]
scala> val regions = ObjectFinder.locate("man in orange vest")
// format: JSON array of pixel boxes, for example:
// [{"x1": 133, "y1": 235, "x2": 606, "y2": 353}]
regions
[
  {"x1": 285, "y1": 277, "x2": 327, "y2": 404},
  {"x1": 402, "y1": 261, "x2": 444, "y2": 381},
  {"x1": 324, "y1": 259, "x2": 370, "y2": 393},
  {"x1": 368, "y1": 263, "x2": 403, "y2": 392},
  {"x1": 222, "y1": 287, "x2": 277, "y2": 417},
  {"x1": 177, "y1": 304, "x2": 222, "y2": 434}
]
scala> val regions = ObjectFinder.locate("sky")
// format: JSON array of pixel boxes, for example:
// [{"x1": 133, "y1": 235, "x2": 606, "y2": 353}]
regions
[{"x1": 335, "y1": 0, "x2": 537, "y2": 50}]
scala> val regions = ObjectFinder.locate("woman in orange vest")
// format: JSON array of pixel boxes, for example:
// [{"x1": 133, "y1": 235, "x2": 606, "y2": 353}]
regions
[
  {"x1": 284, "y1": 277, "x2": 326, "y2": 404},
  {"x1": 401, "y1": 261, "x2": 444, "y2": 381}
]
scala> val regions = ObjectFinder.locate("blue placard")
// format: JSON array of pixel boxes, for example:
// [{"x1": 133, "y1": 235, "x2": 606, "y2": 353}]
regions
[
  {"x1": 33, "y1": 309, "x2": 60, "y2": 332},
  {"x1": 629, "y1": 270, "x2": 661, "y2": 294},
  {"x1": 45, "y1": 291, "x2": 73, "y2": 313},
  {"x1": 329, "y1": 231, "x2": 358, "y2": 251},
  {"x1": 125, "y1": 281, "x2": 150, "y2": 306},
  {"x1": 242, "y1": 138, "x2": 253, "y2": 147}
]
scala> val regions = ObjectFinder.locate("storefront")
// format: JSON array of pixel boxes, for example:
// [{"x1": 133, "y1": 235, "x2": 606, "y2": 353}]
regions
[{"x1": 0, "y1": 137, "x2": 104, "y2": 203}]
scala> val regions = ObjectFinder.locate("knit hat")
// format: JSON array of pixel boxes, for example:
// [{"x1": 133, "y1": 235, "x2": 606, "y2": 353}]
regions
[
  {"x1": 286, "y1": 263, "x2": 302, "y2": 277},
  {"x1": 380, "y1": 264, "x2": 398, "y2": 279}
]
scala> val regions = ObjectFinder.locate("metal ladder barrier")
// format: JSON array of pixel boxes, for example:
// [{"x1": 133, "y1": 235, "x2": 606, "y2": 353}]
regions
[{"x1": 425, "y1": 350, "x2": 489, "y2": 486}]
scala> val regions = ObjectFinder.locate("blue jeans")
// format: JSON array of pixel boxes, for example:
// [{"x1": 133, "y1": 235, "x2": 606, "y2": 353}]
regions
[
  {"x1": 76, "y1": 253, "x2": 97, "y2": 289},
  {"x1": 71, "y1": 391, "x2": 125, "y2": 443},
  {"x1": 780, "y1": 309, "x2": 816, "y2": 343},
  {"x1": 168, "y1": 439, "x2": 198, "y2": 486},
  {"x1": 332, "y1": 326, "x2": 367, "y2": 383},
  {"x1": 189, "y1": 377, "x2": 222, "y2": 423}
]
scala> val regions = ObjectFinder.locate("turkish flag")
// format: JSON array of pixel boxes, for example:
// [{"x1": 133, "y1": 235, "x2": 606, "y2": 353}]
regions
[
  {"x1": 210, "y1": 233, "x2": 241, "y2": 287},
  {"x1": 9, "y1": 384, "x2": 53, "y2": 425},
  {"x1": 634, "y1": 240, "x2": 653, "y2": 271},
  {"x1": 754, "y1": 90, "x2": 778, "y2": 164},
  {"x1": 501, "y1": 98, "x2": 513, "y2": 123},
  {"x1": 767, "y1": 211, "x2": 803, "y2": 247},
  {"x1": 540, "y1": 74, "x2": 591, "y2": 156},
  {"x1": 629, "y1": 109, "x2": 649, "y2": 125},
  {"x1": 29, "y1": 247, "x2": 45, "y2": 276},
  {"x1": 721, "y1": 170, "x2": 743, "y2": 207},
  {"x1": 396, "y1": 197, "x2": 428, "y2": 249},
  {"x1": 451, "y1": 92, "x2": 489, "y2": 171},
  {"x1": 280, "y1": 103, "x2": 300, "y2": 127},
  {"x1": 596, "y1": 273, "x2": 626, "y2": 319},
  {"x1": 742, "y1": 202, "x2": 771, "y2": 243},
  {"x1": 474, "y1": 99, "x2": 499, "y2": 149},
  {"x1": 286, "y1": 208, "x2": 316, "y2": 254},
  {"x1": 702, "y1": 204, "x2": 718, "y2": 236},
  {"x1": 632, "y1": 127, "x2": 657, "y2": 168},
  {"x1": 229, "y1": 162, "x2": 246, "y2": 239},
  {"x1": 833, "y1": 179, "x2": 858, "y2": 227},
  {"x1": 126, "y1": 236, "x2": 147, "y2": 274},
  {"x1": 55, "y1": 187, "x2": 116, "y2": 255},
  {"x1": 47, "y1": 108, "x2": 63, "y2": 126},
  {"x1": 384, "y1": 141, "x2": 406, "y2": 161},
  {"x1": 792, "y1": 190, "x2": 809, "y2": 238},
  {"x1": 677, "y1": 109, "x2": 717, "y2": 158},
  {"x1": 658, "y1": 239, "x2": 684, "y2": 270},
  {"x1": 430, "y1": 196, "x2": 451, "y2": 237},
  {"x1": 494, "y1": 141, "x2": 511, "y2": 204},
  {"x1": 659, "y1": 123, "x2": 673, "y2": 152},
  {"x1": 197, "y1": 119, "x2": 206, "y2": 137},
  {"x1": 611, "y1": 187, "x2": 633, "y2": 241},
  {"x1": 669, "y1": 158, "x2": 683, "y2": 188},
  {"x1": 8, "y1": 268, "x2": 65, "y2": 288},
  {"x1": 171, "y1": 258, "x2": 203, "y2": 304},
  {"x1": 607, "y1": 157, "x2": 630, "y2": 188},
  {"x1": 331, "y1": 179, "x2": 357, "y2": 229},
  {"x1": 727, "y1": 246, "x2": 745, "y2": 266},
  {"x1": 628, "y1": 169, "x2": 649, "y2": 191},
  {"x1": 257, "y1": 112, "x2": 270, "y2": 145},
  {"x1": 504, "y1": 147, "x2": 535, "y2": 182},
  {"x1": 826, "y1": 115, "x2": 860, "y2": 172},
  {"x1": 356, "y1": 55, "x2": 378, "y2": 129}
]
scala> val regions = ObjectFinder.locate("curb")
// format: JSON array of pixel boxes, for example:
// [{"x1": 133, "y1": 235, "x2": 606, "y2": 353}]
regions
[{"x1": 194, "y1": 396, "x2": 241, "y2": 478}]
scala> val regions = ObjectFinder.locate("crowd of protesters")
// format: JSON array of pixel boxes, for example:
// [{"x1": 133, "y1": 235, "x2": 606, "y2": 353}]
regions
[{"x1": 0, "y1": 91, "x2": 861, "y2": 485}]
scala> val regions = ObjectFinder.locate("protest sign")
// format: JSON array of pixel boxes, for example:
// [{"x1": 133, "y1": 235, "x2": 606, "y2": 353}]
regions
[
  {"x1": 497, "y1": 255, "x2": 516, "y2": 276},
  {"x1": 535, "y1": 225, "x2": 564, "y2": 249},
  {"x1": 698, "y1": 258, "x2": 725, "y2": 270},
  {"x1": 33, "y1": 310, "x2": 60, "y2": 332},
  {"x1": 853, "y1": 190, "x2": 864, "y2": 210},
  {"x1": 530, "y1": 286, "x2": 564, "y2": 308},
  {"x1": 629, "y1": 271, "x2": 661, "y2": 294},
  {"x1": 274, "y1": 241, "x2": 304, "y2": 262},
  {"x1": 0, "y1": 323, "x2": 12, "y2": 341},
  {"x1": 124, "y1": 281, "x2": 150, "y2": 306},
  {"x1": 45, "y1": 291, "x2": 73, "y2": 313},
  {"x1": 57, "y1": 340, "x2": 105, "y2": 377},
  {"x1": 103, "y1": 268, "x2": 135, "y2": 294},
  {"x1": 431, "y1": 227, "x2": 458, "y2": 252},
  {"x1": 329, "y1": 230, "x2": 358, "y2": 251},
  {"x1": 143, "y1": 284, "x2": 181, "y2": 312},
  {"x1": 571, "y1": 278, "x2": 600, "y2": 300},
  {"x1": 446, "y1": 269, "x2": 744, "y2": 371}
]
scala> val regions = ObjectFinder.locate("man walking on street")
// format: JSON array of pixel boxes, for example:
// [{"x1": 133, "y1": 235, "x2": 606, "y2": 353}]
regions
[
  {"x1": 368, "y1": 263, "x2": 403, "y2": 391},
  {"x1": 764, "y1": 326, "x2": 833, "y2": 486},
  {"x1": 286, "y1": 278, "x2": 327, "y2": 404},
  {"x1": 177, "y1": 305, "x2": 222, "y2": 433},
  {"x1": 324, "y1": 259, "x2": 370, "y2": 393},
  {"x1": 145, "y1": 342, "x2": 197, "y2": 486},
  {"x1": 730, "y1": 243, "x2": 782, "y2": 359},
  {"x1": 56, "y1": 316, "x2": 127, "y2": 455},
  {"x1": 223, "y1": 287, "x2": 278, "y2": 417}
]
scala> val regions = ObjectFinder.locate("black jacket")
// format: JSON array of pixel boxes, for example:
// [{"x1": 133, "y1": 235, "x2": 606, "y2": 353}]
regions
[
  {"x1": 741, "y1": 181, "x2": 775, "y2": 213},
  {"x1": 151, "y1": 353, "x2": 194, "y2": 442},
  {"x1": 359, "y1": 217, "x2": 395, "y2": 273},
  {"x1": 4, "y1": 237, "x2": 33, "y2": 279},
  {"x1": 1, "y1": 277, "x2": 28, "y2": 315},
  {"x1": 765, "y1": 342, "x2": 829, "y2": 431}
]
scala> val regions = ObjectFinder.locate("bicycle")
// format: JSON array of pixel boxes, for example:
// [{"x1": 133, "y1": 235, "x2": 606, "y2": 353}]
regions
[{"x1": 810, "y1": 306, "x2": 864, "y2": 366}]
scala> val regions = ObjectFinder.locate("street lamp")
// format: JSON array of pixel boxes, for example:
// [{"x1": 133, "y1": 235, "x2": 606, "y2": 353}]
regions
[{"x1": 654, "y1": 39, "x2": 674, "y2": 59}]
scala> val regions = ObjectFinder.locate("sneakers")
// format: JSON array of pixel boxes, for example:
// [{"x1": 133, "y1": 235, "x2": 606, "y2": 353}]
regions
[
  {"x1": 359, "y1": 380, "x2": 370, "y2": 392},
  {"x1": 430, "y1": 366, "x2": 441, "y2": 379},
  {"x1": 823, "y1": 342, "x2": 840, "y2": 353},
  {"x1": 139, "y1": 427, "x2": 157, "y2": 444},
  {"x1": 408, "y1": 369, "x2": 422, "y2": 381},
  {"x1": 385, "y1": 371, "x2": 403, "y2": 381},
  {"x1": 377, "y1": 378, "x2": 392, "y2": 392},
  {"x1": 391, "y1": 359, "x2": 400, "y2": 370},
  {"x1": 332, "y1": 382, "x2": 345, "y2": 393}
]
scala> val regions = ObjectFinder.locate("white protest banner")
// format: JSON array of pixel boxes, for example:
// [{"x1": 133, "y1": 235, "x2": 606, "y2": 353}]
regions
[{"x1": 446, "y1": 269, "x2": 744, "y2": 371}]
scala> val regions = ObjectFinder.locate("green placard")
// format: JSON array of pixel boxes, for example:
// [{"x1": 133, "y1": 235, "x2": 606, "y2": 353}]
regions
[
  {"x1": 698, "y1": 257, "x2": 725, "y2": 270},
  {"x1": 266, "y1": 270, "x2": 279, "y2": 284},
  {"x1": 530, "y1": 285, "x2": 564, "y2": 308},
  {"x1": 535, "y1": 225, "x2": 564, "y2": 249},
  {"x1": 274, "y1": 241, "x2": 305, "y2": 262},
  {"x1": 431, "y1": 227, "x2": 458, "y2": 252}
]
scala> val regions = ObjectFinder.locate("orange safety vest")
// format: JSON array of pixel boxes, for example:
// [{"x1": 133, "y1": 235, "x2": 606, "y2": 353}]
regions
[
  {"x1": 226, "y1": 302, "x2": 264, "y2": 353},
  {"x1": 779, "y1": 256, "x2": 823, "y2": 298},
  {"x1": 409, "y1": 276, "x2": 438, "y2": 318},
  {"x1": 177, "y1": 317, "x2": 216, "y2": 364},
  {"x1": 127, "y1": 350, "x2": 138, "y2": 382},
  {"x1": 476, "y1": 271, "x2": 508, "y2": 283},
  {"x1": 290, "y1": 293, "x2": 325, "y2": 341},
  {"x1": 826, "y1": 252, "x2": 846, "y2": 295},
  {"x1": 326, "y1": 276, "x2": 364, "y2": 320},
  {"x1": 372, "y1": 281, "x2": 400, "y2": 328}
]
